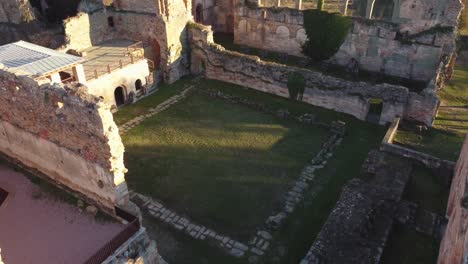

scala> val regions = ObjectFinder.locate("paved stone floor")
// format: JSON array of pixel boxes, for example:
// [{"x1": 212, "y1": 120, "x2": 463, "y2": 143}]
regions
[{"x1": 0, "y1": 164, "x2": 125, "y2": 264}]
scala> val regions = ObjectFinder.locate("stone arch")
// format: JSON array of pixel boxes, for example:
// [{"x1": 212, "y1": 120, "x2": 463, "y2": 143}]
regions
[
  {"x1": 296, "y1": 28, "x2": 307, "y2": 45},
  {"x1": 276, "y1": 26, "x2": 290, "y2": 39},
  {"x1": 365, "y1": 0, "x2": 400, "y2": 20},
  {"x1": 114, "y1": 86, "x2": 126, "y2": 107},
  {"x1": 135, "y1": 79, "x2": 143, "y2": 91},
  {"x1": 238, "y1": 19, "x2": 248, "y2": 34}
]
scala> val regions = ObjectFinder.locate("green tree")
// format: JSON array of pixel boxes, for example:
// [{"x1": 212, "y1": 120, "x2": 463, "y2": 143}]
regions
[
  {"x1": 287, "y1": 72, "x2": 306, "y2": 100},
  {"x1": 317, "y1": 0, "x2": 325, "y2": 10}
]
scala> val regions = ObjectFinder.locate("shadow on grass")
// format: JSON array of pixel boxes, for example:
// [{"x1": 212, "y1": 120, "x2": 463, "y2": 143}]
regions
[{"x1": 123, "y1": 93, "x2": 329, "y2": 241}]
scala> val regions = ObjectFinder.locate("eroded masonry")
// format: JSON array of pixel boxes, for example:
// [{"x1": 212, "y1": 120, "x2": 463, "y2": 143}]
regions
[{"x1": 0, "y1": 0, "x2": 466, "y2": 263}]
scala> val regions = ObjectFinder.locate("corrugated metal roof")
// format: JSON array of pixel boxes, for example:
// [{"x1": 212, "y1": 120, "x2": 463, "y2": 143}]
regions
[{"x1": 0, "y1": 41, "x2": 83, "y2": 77}]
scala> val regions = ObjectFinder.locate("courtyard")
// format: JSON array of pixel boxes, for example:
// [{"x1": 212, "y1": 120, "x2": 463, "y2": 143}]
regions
[{"x1": 114, "y1": 78, "x2": 387, "y2": 263}]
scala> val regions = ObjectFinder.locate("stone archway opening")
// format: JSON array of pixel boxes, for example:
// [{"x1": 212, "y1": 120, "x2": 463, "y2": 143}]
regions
[
  {"x1": 135, "y1": 79, "x2": 143, "y2": 91},
  {"x1": 366, "y1": 98, "x2": 383, "y2": 124},
  {"x1": 195, "y1": 4, "x2": 204, "y2": 23},
  {"x1": 114, "y1": 86, "x2": 126, "y2": 107}
]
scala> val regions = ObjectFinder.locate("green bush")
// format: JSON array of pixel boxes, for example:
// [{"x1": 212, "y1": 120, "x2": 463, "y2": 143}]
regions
[
  {"x1": 317, "y1": 0, "x2": 325, "y2": 10},
  {"x1": 302, "y1": 10, "x2": 352, "y2": 61},
  {"x1": 287, "y1": 72, "x2": 306, "y2": 100}
]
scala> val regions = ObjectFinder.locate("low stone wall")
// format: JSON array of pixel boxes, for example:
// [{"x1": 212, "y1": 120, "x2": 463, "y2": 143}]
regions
[
  {"x1": 438, "y1": 135, "x2": 468, "y2": 264},
  {"x1": 0, "y1": 69, "x2": 128, "y2": 211},
  {"x1": 190, "y1": 24, "x2": 440, "y2": 126},
  {"x1": 380, "y1": 118, "x2": 455, "y2": 185}
]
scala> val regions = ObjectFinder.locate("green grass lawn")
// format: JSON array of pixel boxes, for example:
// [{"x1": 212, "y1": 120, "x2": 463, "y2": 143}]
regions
[
  {"x1": 403, "y1": 165, "x2": 449, "y2": 214},
  {"x1": 122, "y1": 90, "x2": 328, "y2": 240},
  {"x1": 381, "y1": 224, "x2": 439, "y2": 264},
  {"x1": 121, "y1": 78, "x2": 386, "y2": 263},
  {"x1": 113, "y1": 77, "x2": 193, "y2": 125},
  {"x1": 394, "y1": 66, "x2": 468, "y2": 161}
]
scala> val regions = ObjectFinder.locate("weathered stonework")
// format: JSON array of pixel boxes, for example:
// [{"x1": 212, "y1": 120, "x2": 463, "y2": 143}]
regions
[
  {"x1": 438, "y1": 135, "x2": 468, "y2": 264},
  {"x1": 190, "y1": 24, "x2": 439, "y2": 126},
  {"x1": 233, "y1": 0, "x2": 463, "y2": 82},
  {"x1": 0, "y1": 0, "x2": 35, "y2": 24},
  {"x1": 300, "y1": 150, "x2": 412, "y2": 264},
  {"x1": 0, "y1": 69, "x2": 128, "y2": 211},
  {"x1": 234, "y1": 6, "x2": 306, "y2": 57}
]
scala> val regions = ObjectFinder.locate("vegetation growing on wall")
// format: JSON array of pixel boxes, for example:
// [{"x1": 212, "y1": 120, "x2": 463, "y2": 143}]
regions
[
  {"x1": 302, "y1": 10, "x2": 352, "y2": 61},
  {"x1": 287, "y1": 72, "x2": 306, "y2": 100}
]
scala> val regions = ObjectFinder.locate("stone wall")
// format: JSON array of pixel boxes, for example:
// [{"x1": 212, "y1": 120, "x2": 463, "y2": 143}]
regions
[
  {"x1": 329, "y1": 18, "x2": 455, "y2": 82},
  {"x1": 63, "y1": 0, "x2": 192, "y2": 83},
  {"x1": 0, "y1": 0, "x2": 35, "y2": 24},
  {"x1": 234, "y1": 6, "x2": 306, "y2": 57},
  {"x1": 438, "y1": 135, "x2": 468, "y2": 264},
  {"x1": 86, "y1": 60, "x2": 150, "y2": 106},
  {"x1": 63, "y1": 11, "x2": 117, "y2": 52},
  {"x1": 190, "y1": 24, "x2": 439, "y2": 126},
  {"x1": 233, "y1": 3, "x2": 462, "y2": 82},
  {"x1": 194, "y1": 0, "x2": 234, "y2": 32},
  {"x1": 0, "y1": 69, "x2": 129, "y2": 211}
]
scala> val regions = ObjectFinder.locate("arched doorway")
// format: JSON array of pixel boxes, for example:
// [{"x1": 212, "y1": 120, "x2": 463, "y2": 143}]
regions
[
  {"x1": 195, "y1": 4, "x2": 204, "y2": 23},
  {"x1": 135, "y1": 79, "x2": 143, "y2": 91},
  {"x1": 114, "y1": 86, "x2": 126, "y2": 106}
]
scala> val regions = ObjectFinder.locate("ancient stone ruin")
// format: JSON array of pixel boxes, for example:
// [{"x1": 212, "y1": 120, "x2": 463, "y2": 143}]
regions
[{"x1": 0, "y1": 0, "x2": 466, "y2": 263}]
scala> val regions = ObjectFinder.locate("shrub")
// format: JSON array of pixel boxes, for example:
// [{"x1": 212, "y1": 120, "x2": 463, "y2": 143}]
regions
[
  {"x1": 287, "y1": 72, "x2": 306, "y2": 100},
  {"x1": 317, "y1": 0, "x2": 325, "y2": 10},
  {"x1": 302, "y1": 10, "x2": 352, "y2": 61}
]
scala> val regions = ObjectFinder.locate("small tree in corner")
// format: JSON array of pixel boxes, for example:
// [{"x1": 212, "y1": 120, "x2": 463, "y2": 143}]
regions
[
  {"x1": 317, "y1": 0, "x2": 325, "y2": 10},
  {"x1": 287, "y1": 72, "x2": 306, "y2": 101}
]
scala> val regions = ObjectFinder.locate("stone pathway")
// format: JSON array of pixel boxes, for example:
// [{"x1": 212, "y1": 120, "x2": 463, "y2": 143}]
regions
[
  {"x1": 130, "y1": 191, "x2": 253, "y2": 258},
  {"x1": 118, "y1": 86, "x2": 194, "y2": 135}
]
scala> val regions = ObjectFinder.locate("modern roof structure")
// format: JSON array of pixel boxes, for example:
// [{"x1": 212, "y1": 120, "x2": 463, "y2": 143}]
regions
[{"x1": 0, "y1": 41, "x2": 83, "y2": 78}]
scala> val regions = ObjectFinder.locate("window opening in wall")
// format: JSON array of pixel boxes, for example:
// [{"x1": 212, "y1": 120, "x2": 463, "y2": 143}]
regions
[
  {"x1": 108, "y1": 16, "x2": 115, "y2": 27},
  {"x1": 135, "y1": 79, "x2": 143, "y2": 91}
]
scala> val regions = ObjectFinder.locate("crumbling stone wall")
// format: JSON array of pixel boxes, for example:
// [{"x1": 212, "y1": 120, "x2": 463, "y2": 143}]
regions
[
  {"x1": 190, "y1": 24, "x2": 439, "y2": 125},
  {"x1": 0, "y1": 69, "x2": 129, "y2": 211},
  {"x1": 234, "y1": 6, "x2": 306, "y2": 57},
  {"x1": 0, "y1": 0, "x2": 35, "y2": 24},
  {"x1": 63, "y1": 11, "x2": 117, "y2": 51},
  {"x1": 62, "y1": 0, "x2": 192, "y2": 83},
  {"x1": 329, "y1": 18, "x2": 456, "y2": 82},
  {"x1": 233, "y1": 2, "x2": 462, "y2": 82},
  {"x1": 438, "y1": 135, "x2": 468, "y2": 264},
  {"x1": 193, "y1": 0, "x2": 234, "y2": 32}
]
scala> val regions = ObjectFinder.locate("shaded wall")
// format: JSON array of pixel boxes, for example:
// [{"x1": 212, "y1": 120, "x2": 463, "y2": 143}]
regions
[
  {"x1": 0, "y1": 70, "x2": 128, "y2": 211},
  {"x1": 438, "y1": 135, "x2": 468, "y2": 264}
]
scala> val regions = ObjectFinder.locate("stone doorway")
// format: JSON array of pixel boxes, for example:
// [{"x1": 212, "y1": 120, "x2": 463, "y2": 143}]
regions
[
  {"x1": 366, "y1": 98, "x2": 383, "y2": 124},
  {"x1": 114, "y1": 86, "x2": 126, "y2": 106}
]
